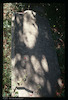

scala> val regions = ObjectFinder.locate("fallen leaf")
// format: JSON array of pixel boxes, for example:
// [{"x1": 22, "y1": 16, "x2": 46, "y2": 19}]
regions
[
  {"x1": 53, "y1": 28, "x2": 58, "y2": 32},
  {"x1": 59, "y1": 38, "x2": 63, "y2": 43},
  {"x1": 24, "y1": 57, "x2": 26, "y2": 60},
  {"x1": 53, "y1": 25, "x2": 56, "y2": 28},
  {"x1": 4, "y1": 85, "x2": 7, "y2": 89},
  {"x1": 4, "y1": 67, "x2": 7, "y2": 69},
  {"x1": 56, "y1": 92, "x2": 60, "y2": 96}
]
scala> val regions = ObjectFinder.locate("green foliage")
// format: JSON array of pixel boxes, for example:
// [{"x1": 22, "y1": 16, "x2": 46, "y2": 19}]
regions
[{"x1": 3, "y1": 92, "x2": 7, "y2": 97}]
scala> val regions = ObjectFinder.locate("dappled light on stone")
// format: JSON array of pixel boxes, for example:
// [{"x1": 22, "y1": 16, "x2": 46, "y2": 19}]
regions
[
  {"x1": 16, "y1": 53, "x2": 21, "y2": 61},
  {"x1": 11, "y1": 10, "x2": 61, "y2": 97},
  {"x1": 31, "y1": 55, "x2": 43, "y2": 74},
  {"x1": 41, "y1": 55, "x2": 49, "y2": 72},
  {"x1": 34, "y1": 74, "x2": 44, "y2": 86},
  {"x1": 22, "y1": 10, "x2": 39, "y2": 49},
  {"x1": 11, "y1": 58, "x2": 16, "y2": 68},
  {"x1": 23, "y1": 33, "x2": 36, "y2": 49}
]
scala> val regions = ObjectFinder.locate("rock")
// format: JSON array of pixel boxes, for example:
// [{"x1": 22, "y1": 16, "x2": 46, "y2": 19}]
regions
[{"x1": 11, "y1": 10, "x2": 61, "y2": 97}]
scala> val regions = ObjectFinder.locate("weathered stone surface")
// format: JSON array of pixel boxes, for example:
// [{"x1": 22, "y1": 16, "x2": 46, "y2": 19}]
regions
[{"x1": 11, "y1": 10, "x2": 61, "y2": 97}]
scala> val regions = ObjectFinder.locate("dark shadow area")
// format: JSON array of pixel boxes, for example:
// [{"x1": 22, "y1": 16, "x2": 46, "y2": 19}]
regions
[
  {"x1": 16, "y1": 87, "x2": 33, "y2": 93},
  {"x1": 11, "y1": 10, "x2": 61, "y2": 97}
]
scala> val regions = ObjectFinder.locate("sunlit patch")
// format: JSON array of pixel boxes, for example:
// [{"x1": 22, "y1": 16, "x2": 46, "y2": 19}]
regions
[
  {"x1": 12, "y1": 14, "x2": 15, "y2": 21},
  {"x1": 23, "y1": 33, "x2": 36, "y2": 49},
  {"x1": 11, "y1": 57, "x2": 16, "y2": 67},
  {"x1": 33, "y1": 74, "x2": 44, "y2": 86},
  {"x1": 57, "y1": 78, "x2": 63, "y2": 88},
  {"x1": 16, "y1": 16, "x2": 20, "y2": 24},
  {"x1": 12, "y1": 22, "x2": 14, "y2": 27},
  {"x1": 47, "y1": 80, "x2": 51, "y2": 94},
  {"x1": 16, "y1": 54, "x2": 21, "y2": 61},
  {"x1": 22, "y1": 10, "x2": 38, "y2": 49},
  {"x1": 16, "y1": 89, "x2": 29, "y2": 97},
  {"x1": 34, "y1": 74, "x2": 40, "y2": 83},
  {"x1": 12, "y1": 15, "x2": 15, "y2": 27},
  {"x1": 31, "y1": 55, "x2": 42, "y2": 73},
  {"x1": 39, "y1": 77, "x2": 44, "y2": 86},
  {"x1": 41, "y1": 55, "x2": 49, "y2": 72}
]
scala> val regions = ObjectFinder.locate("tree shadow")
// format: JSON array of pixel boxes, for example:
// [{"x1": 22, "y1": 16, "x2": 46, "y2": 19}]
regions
[
  {"x1": 16, "y1": 87, "x2": 33, "y2": 93},
  {"x1": 11, "y1": 10, "x2": 61, "y2": 97}
]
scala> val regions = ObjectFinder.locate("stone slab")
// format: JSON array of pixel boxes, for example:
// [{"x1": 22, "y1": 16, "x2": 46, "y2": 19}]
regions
[{"x1": 11, "y1": 10, "x2": 61, "y2": 97}]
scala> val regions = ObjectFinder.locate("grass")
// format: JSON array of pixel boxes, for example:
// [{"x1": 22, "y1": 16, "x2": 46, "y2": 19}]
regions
[{"x1": 3, "y1": 3, "x2": 65, "y2": 97}]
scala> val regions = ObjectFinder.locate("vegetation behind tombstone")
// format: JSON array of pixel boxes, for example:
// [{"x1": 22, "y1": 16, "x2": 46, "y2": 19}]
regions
[{"x1": 3, "y1": 3, "x2": 65, "y2": 97}]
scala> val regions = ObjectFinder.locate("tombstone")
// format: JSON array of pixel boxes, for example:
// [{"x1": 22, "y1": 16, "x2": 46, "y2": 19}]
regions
[{"x1": 11, "y1": 10, "x2": 61, "y2": 97}]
